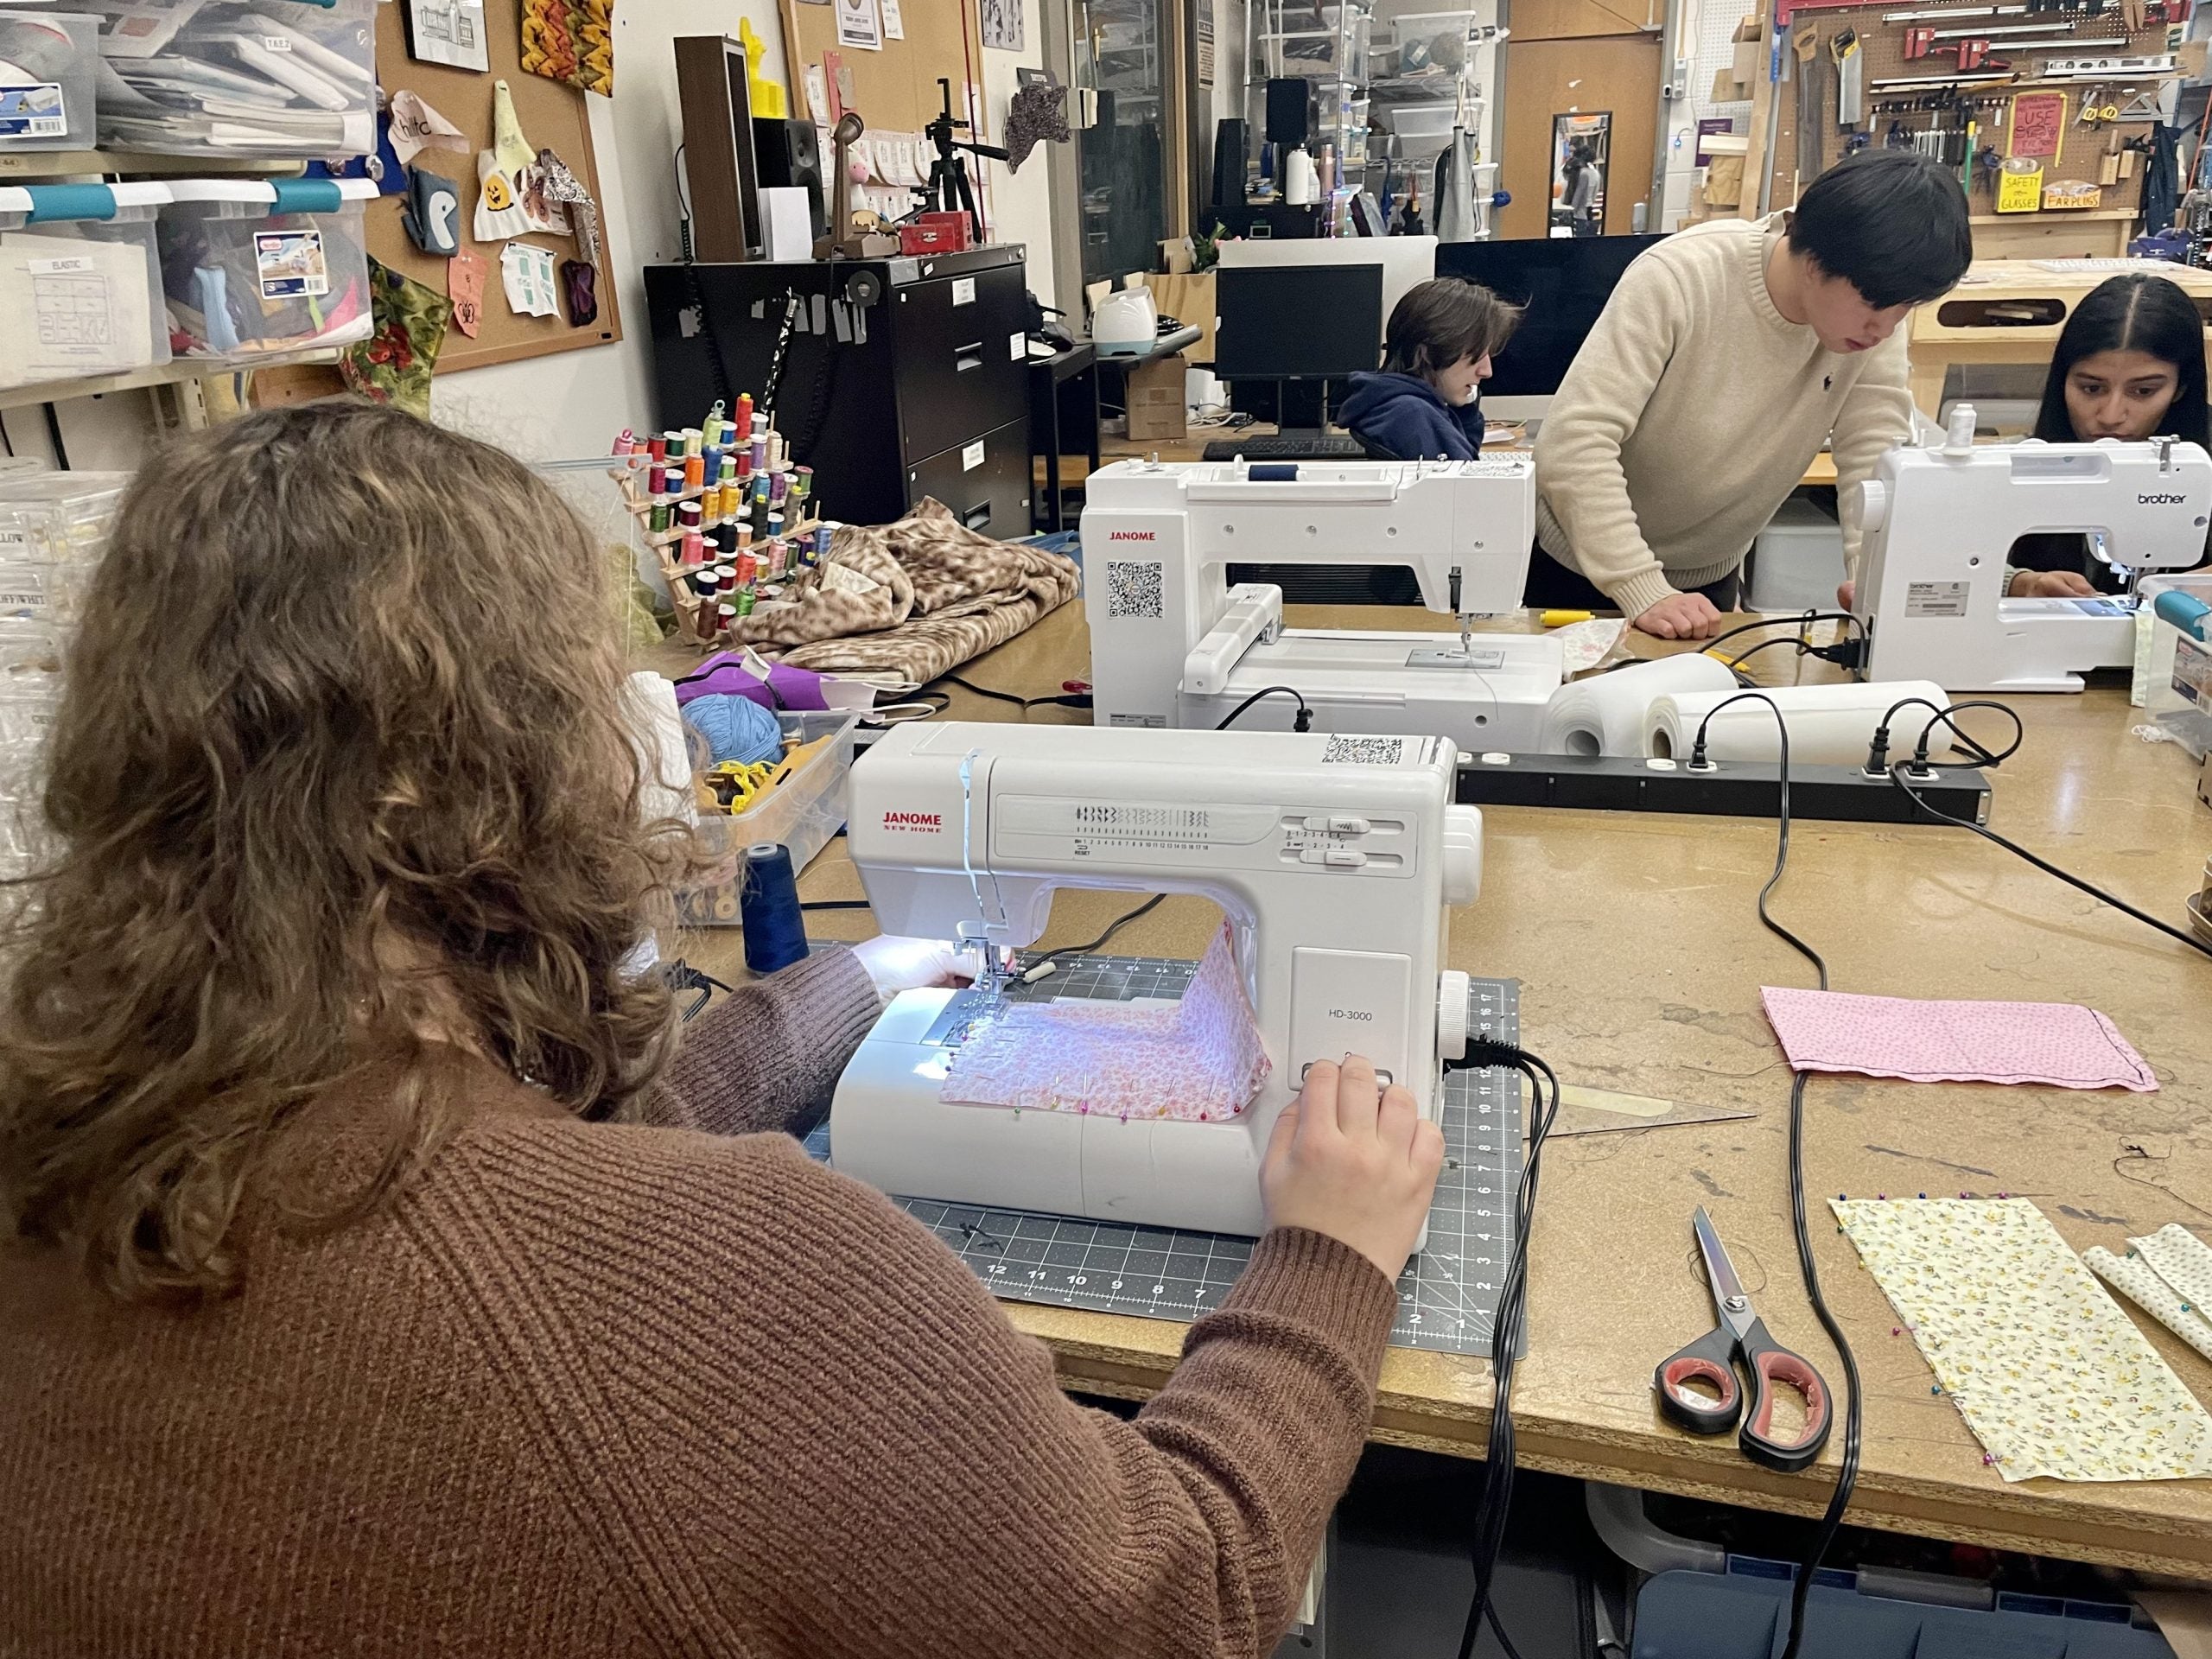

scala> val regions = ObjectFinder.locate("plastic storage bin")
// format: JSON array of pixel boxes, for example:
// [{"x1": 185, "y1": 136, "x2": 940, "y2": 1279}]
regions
[
  {"x1": 0, "y1": 181, "x2": 171, "y2": 394},
  {"x1": 0, "y1": 10, "x2": 99, "y2": 150},
  {"x1": 1377, "y1": 99, "x2": 1456, "y2": 138},
  {"x1": 677, "y1": 709, "x2": 862, "y2": 926},
  {"x1": 1747, "y1": 497, "x2": 1847, "y2": 612},
  {"x1": 2141, "y1": 572, "x2": 2212, "y2": 759},
  {"x1": 87, "y1": 0, "x2": 375, "y2": 157},
  {"x1": 159, "y1": 176, "x2": 375, "y2": 365}
]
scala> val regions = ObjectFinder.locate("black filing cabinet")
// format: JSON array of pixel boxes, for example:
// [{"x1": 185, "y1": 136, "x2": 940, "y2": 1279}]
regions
[{"x1": 645, "y1": 245, "x2": 1033, "y2": 539}]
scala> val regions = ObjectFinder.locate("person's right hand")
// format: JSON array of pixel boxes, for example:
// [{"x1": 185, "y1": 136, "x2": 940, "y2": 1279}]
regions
[
  {"x1": 1261, "y1": 1057, "x2": 1446, "y2": 1282},
  {"x1": 1632, "y1": 591, "x2": 1726, "y2": 640},
  {"x1": 1835, "y1": 578, "x2": 1856, "y2": 611},
  {"x1": 2009, "y1": 568, "x2": 2098, "y2": 598}
]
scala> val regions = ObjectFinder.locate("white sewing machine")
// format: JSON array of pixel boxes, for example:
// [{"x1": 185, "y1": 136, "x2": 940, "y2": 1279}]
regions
[
  {"x1": 1083, "y1": 456, "x2": 1563, "y2": 753},
  {"x1": 829, "y1": 721, "x2": 1484, "y2": 1238},
  {"x1": 1855, "y1": 410, "x2": 2212, "y2": 692}
]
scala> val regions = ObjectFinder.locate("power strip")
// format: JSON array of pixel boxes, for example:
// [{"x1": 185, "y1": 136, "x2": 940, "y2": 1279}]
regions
[{"x1": 1454, "y1": 752, "x2": 1993, "y2": 825}]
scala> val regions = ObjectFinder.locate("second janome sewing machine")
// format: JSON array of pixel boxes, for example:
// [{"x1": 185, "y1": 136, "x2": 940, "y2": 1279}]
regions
[
  {"x1": 1854, "y1": 410, "x2": 2212, "y2": 691},
  {"x1": 1082, "y1": 456, "x2": 1564, "y2": 752},
  {"x1": 829, "y1": 721, "x2": 1484, "y2": 1239}
]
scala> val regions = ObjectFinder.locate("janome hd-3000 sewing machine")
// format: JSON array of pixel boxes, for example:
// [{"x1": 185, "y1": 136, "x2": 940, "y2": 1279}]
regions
[
  {"x1": 1854, "y1": 408, "x2": 2212, "y2": 691},
  {"x1": 1082, "y1": 456, "x2": 1564, "y2": 752},
  {"x1": 829, "y1": 721, "x2": 1484, "y2": 1238}
]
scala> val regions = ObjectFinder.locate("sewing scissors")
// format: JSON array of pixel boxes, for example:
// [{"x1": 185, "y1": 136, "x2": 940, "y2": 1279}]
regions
[{"x1": 1653, "y1": 1208, "x2": 1833, "y2": 1472}]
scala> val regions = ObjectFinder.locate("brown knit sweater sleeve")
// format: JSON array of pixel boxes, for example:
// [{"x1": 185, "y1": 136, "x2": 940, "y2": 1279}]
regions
[
  {"x1": 440, "y1": 1123, "x2": 1398, "y2": 1659},
  {"x1": 634, "y1": 944, "x2": 882, "y2": 1135}
]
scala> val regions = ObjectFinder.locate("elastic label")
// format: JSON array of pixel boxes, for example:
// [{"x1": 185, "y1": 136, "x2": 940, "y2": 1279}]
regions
[{"x1": 25, "y1": 255, "x2": 93, "y2": 276}]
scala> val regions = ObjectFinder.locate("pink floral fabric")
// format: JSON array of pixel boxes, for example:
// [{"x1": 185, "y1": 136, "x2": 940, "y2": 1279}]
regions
[
  {"x1": 943, "y1": 924, "x2": 1272, "y2": 1122},
  {"x1": 1759, "y1": 987, "x2": 2157, "y2": 1092}
]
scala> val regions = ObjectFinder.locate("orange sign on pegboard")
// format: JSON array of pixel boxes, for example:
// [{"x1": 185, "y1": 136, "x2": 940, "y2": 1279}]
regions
[{"x1": 2007, "y1": 91, "x2": 2069, "y2": 160}]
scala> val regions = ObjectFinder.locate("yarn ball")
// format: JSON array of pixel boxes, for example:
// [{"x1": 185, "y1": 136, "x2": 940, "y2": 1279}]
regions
[{"x1": 682, "y1": 691, "x2": 784, "y2": 766}]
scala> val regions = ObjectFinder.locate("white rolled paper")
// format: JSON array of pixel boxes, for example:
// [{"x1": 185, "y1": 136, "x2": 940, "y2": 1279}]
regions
[
  {"x1": 1538, "y1": 652, "x2": 1739, "y2": 757},
  {"x1": 1643, "y1": 679, "x2": 1957, "y2": 766}
]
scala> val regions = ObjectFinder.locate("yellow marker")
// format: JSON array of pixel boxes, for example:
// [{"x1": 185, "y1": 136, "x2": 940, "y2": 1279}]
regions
[{"x1": 1541, "y1": 609, "x2": 1593, "y2": 628}]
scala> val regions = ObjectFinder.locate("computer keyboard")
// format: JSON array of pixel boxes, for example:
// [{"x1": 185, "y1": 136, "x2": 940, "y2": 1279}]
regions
[{"x1": 1201, "y1": 434, "x2": 1370, "y2": 461}]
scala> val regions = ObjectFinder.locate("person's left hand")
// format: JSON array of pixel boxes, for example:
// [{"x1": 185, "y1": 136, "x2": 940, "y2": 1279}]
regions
[
  {"x1": 851, "y1": 935, "x2": 981, "y2": 1005},
  {"x1": 1835, "y1": 578, "x2": 1856, "y2": 611}
]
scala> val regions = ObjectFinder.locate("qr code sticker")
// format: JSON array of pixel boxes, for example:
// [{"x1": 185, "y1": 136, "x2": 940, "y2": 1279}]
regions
[
  {"x1": 1107, "y1": 560, "x2": 1165, "y2": 620},
  {"x1": 1322, "y1": 736, "x2": 1406, "y2": 765}
]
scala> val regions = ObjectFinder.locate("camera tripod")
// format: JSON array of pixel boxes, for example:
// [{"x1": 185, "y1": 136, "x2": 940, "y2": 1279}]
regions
[{"x1": 911, "y1": 77, "x2": 1007, "y2": 243}]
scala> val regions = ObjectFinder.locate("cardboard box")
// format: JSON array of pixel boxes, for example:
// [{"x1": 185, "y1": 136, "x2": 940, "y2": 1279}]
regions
[
  {"x1": 1734, "y1": 13, "x2": 1760, "y2": 41},
  {"x1": 1711, "y1": 67, "x2": 1751, "y2": 101},
  {"x1": 1125, "y1": 352, "x2": 1189, "y2": 442},
  {"x1": 1732, "y1": 37, "x2": 1762, "y2": 81},
  {"x1": 1705, "y1": 153, "x2": 1745, "y2": 207}
]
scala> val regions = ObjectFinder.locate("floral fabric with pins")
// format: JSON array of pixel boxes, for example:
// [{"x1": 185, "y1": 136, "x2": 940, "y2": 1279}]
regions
[
  {"x1": 2086, "y1": 1225, "x2": 2212, "y2": 1368},
  {"x1": 943, "y1": 921, "x2": 1270, "y2": 1122},
  {"x1": 1834, "y1": 1198, "x2": 2212, "y2": 1482}
]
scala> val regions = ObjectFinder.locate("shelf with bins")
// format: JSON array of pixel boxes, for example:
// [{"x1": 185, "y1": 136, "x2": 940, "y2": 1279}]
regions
[{"x1": 0, "y1": 150, "x2": 309, "y2": 181}]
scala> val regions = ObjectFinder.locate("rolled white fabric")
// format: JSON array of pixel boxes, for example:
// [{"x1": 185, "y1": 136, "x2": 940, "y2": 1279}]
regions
[
  {"x1": 1538, "y1": 652, "x2": 1738, "y2": 756},
  {"x1": 620, "y1": 669, "x2": 699, "y2": 826},
  {"x1": 1644, "y1": 679, "x2": 1956, "y2": 766}
]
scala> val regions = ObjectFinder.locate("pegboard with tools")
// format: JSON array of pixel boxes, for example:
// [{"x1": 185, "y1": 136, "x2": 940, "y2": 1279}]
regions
[
  {"x1": 804, "y1": 954, "x2": 1528, "y2": 1360},
  {"x1": 1763, "y1": 0, "x2": 2181, "y2": 215}
]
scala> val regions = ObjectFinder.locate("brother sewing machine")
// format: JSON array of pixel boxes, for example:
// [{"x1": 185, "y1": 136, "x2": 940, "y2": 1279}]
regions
[
  {"x1": 1855, "y1": 408, "x2": 2212, "y2": 691},
  {"x1": 829, "y1": 721, "x2": 1484, "y2": 1238},
  {"x1": 1082, "y1": 456, "x2": 1563, "y2": 753}
]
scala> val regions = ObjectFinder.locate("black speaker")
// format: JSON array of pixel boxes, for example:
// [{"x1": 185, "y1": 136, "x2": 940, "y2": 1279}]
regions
[
  {"x1": 1211, "y1": 118, "x2": 1249, "y2": 207},
  {"x1": 753, "y1": 116, "x2": 827, "y2": 241},
  {"x1": 1264, "y1": 78, "x2": 1310, "y2": 148}
]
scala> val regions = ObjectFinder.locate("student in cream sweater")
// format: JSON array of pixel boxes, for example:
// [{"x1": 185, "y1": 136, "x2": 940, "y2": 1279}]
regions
[{"x1": 1529, "y1": 152, "x2": 1973, "y2": 639}]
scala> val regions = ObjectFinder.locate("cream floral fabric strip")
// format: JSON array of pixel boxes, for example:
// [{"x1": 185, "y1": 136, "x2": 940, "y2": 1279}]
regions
[
  {"x1": 1834, "y1": 1198, "x2": 2212, "y2": 1483},
  {"x1": 2085, "y1": 1244, "x2": 2212, "y2": 1366}
]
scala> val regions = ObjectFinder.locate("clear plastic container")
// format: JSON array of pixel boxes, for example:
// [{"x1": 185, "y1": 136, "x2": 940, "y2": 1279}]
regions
[
  {"x1": 2142, "y1": 572, "x2": 2212, "y2": 759},
  {"x1": 0, "y1": 10, "x2": 99, "y2": 151},
  {"x1": 0, "y1": 468, "x2": 129, "y2": 633},
  {"x1": 0, "y1": 617, "x2": 62, "y2": 881},
  {"x1": 677, "y1": 709, "x2": 861, "y2": 926},
  {"x1": 87, "y1": 0, "x2": 376, "y2": 157},
  {"x1": 0, "y1": 181, "x2": 171, "y2": 393},
  {"x1": 1379, "y1": 99, "x2": 1456, "y2": 138},
  {"x1": 159, "y1": 175, "x2": 375, "y2": 364}
]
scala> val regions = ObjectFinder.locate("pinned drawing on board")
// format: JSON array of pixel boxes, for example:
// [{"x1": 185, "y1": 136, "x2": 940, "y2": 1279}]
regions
[
  {"x1": 500, "y1": 241, "x2": 560, "y2": 317},
  {"x1": 402, "y1": 167, "x2": 461, "y2": 256},
  {"x1": 980, "y1": 0, "x2": 1022, "y2": 52},
  {"x1": 474, "y1": 79, "x2": 537, "y2": 239},
  {"x1": 521, "y1": 0, "x2": 613, "y2": 96},
  {"x1": 835, "y1": 0, "x2": 883, "y2": 52},
  {"x1": 404, "y1": 0, "x2": 490, "y2": 72},
  {"x1": 448, "y1": 246, "x2": 486, "y2": 337},
  {"x1": 387, "y1": 89, "x2": 469, "y2": 167}
]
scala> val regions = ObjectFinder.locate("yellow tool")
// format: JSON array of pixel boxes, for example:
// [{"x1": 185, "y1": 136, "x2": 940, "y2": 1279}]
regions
[{"x1": 1541, "y1": 609, "x2": 1594, "y2": 628}]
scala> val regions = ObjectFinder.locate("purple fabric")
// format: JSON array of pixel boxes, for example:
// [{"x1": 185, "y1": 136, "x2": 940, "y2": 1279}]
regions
[{"x1": 671, "y1": 652, "x2": 833, "y2": 712}]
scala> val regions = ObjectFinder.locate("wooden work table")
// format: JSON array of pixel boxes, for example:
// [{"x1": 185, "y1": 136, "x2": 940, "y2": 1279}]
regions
[{"x1": 668, "y1": 602, "x2": 2212, "y2": 1579}]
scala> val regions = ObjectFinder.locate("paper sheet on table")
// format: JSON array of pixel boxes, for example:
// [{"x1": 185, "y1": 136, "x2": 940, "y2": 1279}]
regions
[
  {"x1": 2087, "y1": 1225, "x2": 2212, "y2": 1366},
  {"x1": 1834, "y1": 1198, "x2": 2212, "y2": 1482},
  {"x1": 1761, "y1": 987, "x2": 2157, "y2": 1091},
  {"x1": 944, "y1": 922, "x2": 1270, "y2": 1121},
  {"x1": 0, "y1": 232, "x2": 154, "y2": 391}
]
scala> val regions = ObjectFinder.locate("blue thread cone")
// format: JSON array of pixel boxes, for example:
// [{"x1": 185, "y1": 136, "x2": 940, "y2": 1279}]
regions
[{"x1": 740, "y1": 842, "x2": 810, "y2": 975}]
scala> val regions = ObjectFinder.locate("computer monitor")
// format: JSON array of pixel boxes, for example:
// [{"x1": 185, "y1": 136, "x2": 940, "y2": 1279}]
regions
[
  {"x1": 1212, "y1": 264, "x2": 1385, "y2": 382},
  {"x1": 1435, "y1": 235, "x2": 1667, "y2": 397}
]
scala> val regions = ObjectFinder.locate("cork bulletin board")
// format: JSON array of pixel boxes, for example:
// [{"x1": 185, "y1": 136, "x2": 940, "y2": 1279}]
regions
[
  {"x1": 1763, "y1": 3, "x2": 2172, "y2": 221},
  {"x1": 778, "y1": 0, "x2": 988, "y2": 139},
  {"x1": 366, "y1": 0, "x2": 622, "y2": 372}
]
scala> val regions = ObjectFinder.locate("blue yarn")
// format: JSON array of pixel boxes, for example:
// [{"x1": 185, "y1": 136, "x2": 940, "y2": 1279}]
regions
[{"x1": 682, "y1": 692, "x2": 784, "y2": 766}]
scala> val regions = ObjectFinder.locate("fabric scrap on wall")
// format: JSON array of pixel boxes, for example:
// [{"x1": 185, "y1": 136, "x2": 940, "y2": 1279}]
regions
[
  {"x1": 727, "y1": 499, "x2": 1082, "y2": 683},
  {"x1": 944, "y1": 922, "x2": 1271, "y2": 1122},
  {"x1": 448, "y1": 247, "x2": 486, "y2": 337},
  {"x1": 474, "y1": 79, "x2": 537, "y2": 239},
  {"x1": 339, "y1": 257, "x2": 452, "y2": 418},
  {"x1": 1004, "y1": 79, "x2": 1070, "y2": 171},
  {"x1": 1834, "y1": 1198, "x2": 2212, "y2": 1482},
  {"x1": 536, "y1": 148, "x2": 601, "y2": 265},
  {"x1": 522, "y1": 0, "x2": 614, "y2": 95},
  {"x1": 387, "y1": 90, "x2": 469, "y2": 167}
]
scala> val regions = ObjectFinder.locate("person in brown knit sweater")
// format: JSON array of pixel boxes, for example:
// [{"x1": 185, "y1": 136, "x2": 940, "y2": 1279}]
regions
[{"x1": 0, "y1": 404, "x2": 1445, "y2": 1658}]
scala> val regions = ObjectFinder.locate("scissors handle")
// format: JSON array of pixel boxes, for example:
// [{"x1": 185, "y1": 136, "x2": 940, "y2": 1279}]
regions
[
  {"x1": 1654, "y1": 1325, "x2": 1743, "y2": 1436},
  {"x1": 1735, "y1": 1316, "x2": 1833, "y2": 1473}
]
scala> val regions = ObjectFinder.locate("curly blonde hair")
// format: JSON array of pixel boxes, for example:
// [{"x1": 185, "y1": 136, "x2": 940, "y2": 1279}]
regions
[{"x1": 0, "y1": 402, "x2": 691, "y2": 1302}]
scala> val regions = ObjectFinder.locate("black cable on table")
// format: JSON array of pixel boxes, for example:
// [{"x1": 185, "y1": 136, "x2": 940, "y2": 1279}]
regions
[
  {"x1": 1046, "y1": 893, "x2": 1168, "y2": 958},
  {"x1": 1688, "y1": 691, "x2": 1861, "y2": 1659},
  {"x1": 1214, "y1": 684, "x2": 1313, "y2": 732},
  {"x1": 932, "y1": 673, "x2": 1091, "y2": 715}
]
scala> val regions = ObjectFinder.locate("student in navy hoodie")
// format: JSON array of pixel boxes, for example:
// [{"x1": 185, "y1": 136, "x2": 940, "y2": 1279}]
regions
[{"x1": 1340, "y1": 279, "x2": 1522, "y2": 461}]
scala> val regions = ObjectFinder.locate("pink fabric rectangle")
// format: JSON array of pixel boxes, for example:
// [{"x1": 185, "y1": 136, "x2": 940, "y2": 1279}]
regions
[
  {"x1": 1759, "y1": 987, "x2": 2158, "y2": 1092},
  {"x1": 943, "y1": 923, "x2": 1271, "y2": 1122}
]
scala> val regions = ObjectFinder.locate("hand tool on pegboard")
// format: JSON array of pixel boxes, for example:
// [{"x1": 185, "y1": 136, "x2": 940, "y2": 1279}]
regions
[
  {"x1": 1795, "y1": 24, "x2": 1825, "y2": 189},
  {"x1": 1831, "y1": 28, "x2": 1864, "y2": 126}
]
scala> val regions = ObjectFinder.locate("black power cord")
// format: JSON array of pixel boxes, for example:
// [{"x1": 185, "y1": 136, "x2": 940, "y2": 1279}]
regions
[
  {"x1": 1449, "y1": 1037, "x2": 1560, "y2": 1659},
  {"x1": 1688, "y1": 691, "x2": 1861, "y2": 1659},
  {"x1": 1215, "y1": 685, "x2": 1313, "y2": 731},
  {"x1": 932, "y1": 672, "x2": 1092, "y2": 715},
  {"x1": 1046, "y1": 893, "x2": 1167, "y2": 957}
]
